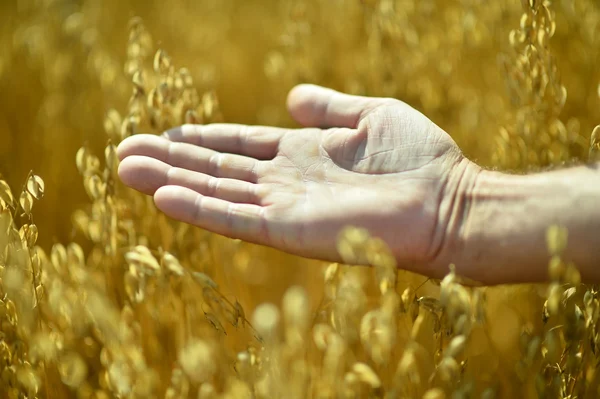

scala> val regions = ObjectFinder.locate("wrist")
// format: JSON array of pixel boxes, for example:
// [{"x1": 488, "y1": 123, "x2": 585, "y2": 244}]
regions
[
  {"x1": 430, "y1": 157, "x2": 483, "y2": 281},
  {"x1": 435, "y1": 161, "x2": 549, "y2": 285},
  {"x1": 448, "y1": 164, "x2": 600, "y2": 285},
  {"x1": 449, "y1": 168, "x2": 537, "y2": 284}
]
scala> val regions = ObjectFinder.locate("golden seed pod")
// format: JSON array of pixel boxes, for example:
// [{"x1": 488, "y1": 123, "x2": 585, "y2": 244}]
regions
[
  {"x1": 445, "y1": 335, "x2": 467, "y2": 359},
  {"x1": 161, "y1": 252, "x2": 185, "y2": 276},
  {"x1": 178, "y1": 68, "x2": 194, "y2": 88},
  {"x1": 19, "y1": 190, "x2": 34, "y2": 215},
  {"x1": 184, "y1": 109, "x2": 201, "y2": 125},
  {"x1": 436, "y1": 356, "x2": 460, "y2": 384},
  {"x1": 34, "y1": 284, "x2": 43, "y2": 304},
  {"x1": 313, "y1": 323, "x2": 334, "y2": 351},
  {"x1": 452, "y1": 314, "x2": 471, "y2": 336},
  {"x1": 509, "y1": 30, "x2": 518, "y2": 48},
  {"x1": 125, "y1": 249, "x2": 160, "y2": 276},
  {"x1": 352, "y1": 362, "x2": 381, "y2": 389},
  {"x1": 26, "y1": 174, "x2": 44, "y2": 200},
  {"x1": 400, "y1": 286, "x2": 414, "y2": 312},
  {"x1": 15, "y1": 365, "x2": 40, "y2": 396},
  {"x1": 324, "y1": 262, "x2": 339, "y2": 284},
  {"x1": 50, "y1": 243, "x2": 68, "y2": 272},
  {"x1": 24, "y1": 224, "x2": 38, "y2": 247},
  {"x1": 132, "y1": 70, "x2": 144, "y2": 90},
  {"x1": 75, "y1": 146, "x2": 89, "y2": 175},
  {"x1": 202, "y1": 91, "x2": 221, "y2": 121},
  {"x1": 367, "y1": 237, "x2": 396, "y2": 271},
  {"x1": 104, "y1": 143, "x2": 118, "y2": 173},
  {"x1": 336, "y1": 226, "x2": 371, "y2": 264},
  {"x1": 520, "y1": 13, "x2": 532, "y2": 30},
  {"x1": 84, "y1": 175, "x2": 105, "y2": 201},
  {"x1": 86, "y1": 155, "x2": 101, "y2": 175},
  {"x1": 124, "y1": 267, "x2": 145, "y2": 303},
  {"x1": 120, "y1": 117, "x2": 138, "y2": 140},
  {"x1": 360, "y1": 309, "x2": 379, "y2": 342},
  {"x1": 396, "y1": 348, "x2": 419, "y2": 387},
  {"x1": 556, "y1": 84, "x2": 568, "y2": 109},
  {"x1": 147, "y1": 88, "x2": 161, "y2": 110},
  {"x1": 153, "y1": 49, "x2": 172, "y2": 75},
  {"x1": 537, "y1": 29, "x2": 547, "y2": 48},
  {"x1": 411, "y1": 309, "x2": 436, "y2": 350},
  {"x1": 543, "y1": 6, "x2": 556, "y2": 36},
  {"x1": 0, "y1": 180, "x2": 15, "y2": 208}
]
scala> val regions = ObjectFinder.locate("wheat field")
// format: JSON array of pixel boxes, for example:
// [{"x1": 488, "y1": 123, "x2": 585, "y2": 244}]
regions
[{"x1": 0, "y1": 0, "x2": 599, "y2": 398}]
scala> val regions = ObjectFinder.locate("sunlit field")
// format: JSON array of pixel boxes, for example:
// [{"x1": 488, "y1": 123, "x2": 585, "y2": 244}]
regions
[{"x1": 1, "y1": 0, "x2": 600, "y2": 397}]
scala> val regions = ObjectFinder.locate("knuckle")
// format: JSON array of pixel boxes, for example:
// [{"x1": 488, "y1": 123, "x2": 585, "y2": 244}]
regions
[{"x1": 207, "y1": 177, "x2": 220, "y2": 196}]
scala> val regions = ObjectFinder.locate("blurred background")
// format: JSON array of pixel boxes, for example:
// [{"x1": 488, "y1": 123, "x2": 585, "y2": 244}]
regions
[{"x1": 1, "y1": 0, "x2": 600, "y2": 397}]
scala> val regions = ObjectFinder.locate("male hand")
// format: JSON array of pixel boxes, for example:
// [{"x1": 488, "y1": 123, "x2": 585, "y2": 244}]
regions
[{"x1": 117, "y1": 84, "x2": 478, "y2": 276}]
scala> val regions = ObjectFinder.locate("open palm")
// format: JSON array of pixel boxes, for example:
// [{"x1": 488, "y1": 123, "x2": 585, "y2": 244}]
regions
[{"x1": 117, "y1": 84, "x2": 474, "y2": 274}]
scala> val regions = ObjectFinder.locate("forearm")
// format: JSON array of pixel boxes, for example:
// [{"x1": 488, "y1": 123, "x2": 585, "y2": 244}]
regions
[{"x1": 454, "y1": 162, "x2": 600, "y2": 285}]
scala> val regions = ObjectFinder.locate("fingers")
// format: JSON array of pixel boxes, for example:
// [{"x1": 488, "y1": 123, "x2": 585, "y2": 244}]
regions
[
  {"x1": 163, "y1": 124, "x2": 285, "y2": 160},
  {"x1": 118, "y1": 134, "x2": 259, "y2": 182},
  {"x1": 286, "y1": 84, "x2": 393, "y2": 129},
  {"x1": 118, "y1": 156, "x2": 261, "y2": 204},
  {"x1": 154, "y1": 185, "x2": 267, "y2": 244}
]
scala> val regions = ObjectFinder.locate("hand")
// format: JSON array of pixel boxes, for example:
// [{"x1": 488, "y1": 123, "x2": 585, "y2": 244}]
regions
[{"x1": 117, "y1": 84, "x2": 478, "y2": 277}]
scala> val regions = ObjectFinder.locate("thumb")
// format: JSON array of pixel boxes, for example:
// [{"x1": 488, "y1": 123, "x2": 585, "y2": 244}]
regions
[{"x1": 286, "y1": 84, "x2": 391, "y2": 129}]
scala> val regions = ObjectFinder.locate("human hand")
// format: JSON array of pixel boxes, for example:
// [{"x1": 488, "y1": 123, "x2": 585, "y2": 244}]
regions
[{"x1": 117, "y1": 84, "x2": 479, "y2": 277}]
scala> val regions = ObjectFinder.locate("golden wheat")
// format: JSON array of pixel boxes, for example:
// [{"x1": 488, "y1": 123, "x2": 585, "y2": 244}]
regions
[{"x1": 1, "y1": 0, "x2": 600, "y2": 398}]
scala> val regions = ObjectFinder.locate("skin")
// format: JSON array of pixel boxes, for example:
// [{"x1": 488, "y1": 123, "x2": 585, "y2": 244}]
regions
[{"x1": 117, "y1": 84, "x2": 600, "y2": 286}]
